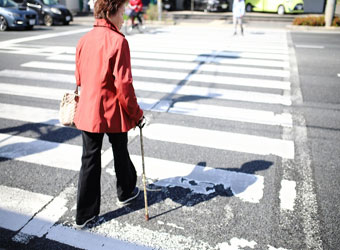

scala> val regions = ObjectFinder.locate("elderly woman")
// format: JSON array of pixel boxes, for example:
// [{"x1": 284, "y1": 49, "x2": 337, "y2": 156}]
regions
[{"x1": 74, "y1": 0, "x2": 144, "y2": 228}]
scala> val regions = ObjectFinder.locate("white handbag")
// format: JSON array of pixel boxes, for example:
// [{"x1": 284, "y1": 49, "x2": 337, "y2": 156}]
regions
[{"x1": 59, "y1": 86, "x2": 79, "y2": 127}]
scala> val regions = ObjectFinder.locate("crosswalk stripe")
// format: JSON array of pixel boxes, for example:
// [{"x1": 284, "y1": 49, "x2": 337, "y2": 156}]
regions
[
  {"x1": 129, "y1": 50, "x2": 289, "y2": 61},
  {"x1": 20, "y1": 62, "x2": 291, "y2": 90},
  {"x1": 134, "y1": 81, "x2": 292, "y2": 105},
  {"x1": 0, "y1": 133, "x2": 81, "y2": 171},
  {"x1": 0, "y1": 73, "x2": 292, "y2": 105},
  {"x1": 47, "y1": 54, "x2": 290, "y2": 68},
  {"x1": 13, "y1": 186, "x2": 75, "y2": 242},
  {"x1": 0, "y1": 185, "x2": 52, "y2": 231},
  {"x1": 142, "y1": 123, "x2": 295, "y2": 159},
  {"x1": 130, "y1": 155, "x2": 264, "y2": 203},
  {"x1": 156, "y1": 101, "x2": 293, "y2": 127}
]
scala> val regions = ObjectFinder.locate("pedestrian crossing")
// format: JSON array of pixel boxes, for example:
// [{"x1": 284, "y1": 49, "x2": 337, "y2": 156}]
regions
[{"x1": 0, "y1": 26, "x2": 297, "y2": 249}]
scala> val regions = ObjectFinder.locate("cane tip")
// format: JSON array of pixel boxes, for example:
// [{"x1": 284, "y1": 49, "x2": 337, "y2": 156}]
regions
[{"x1": 145, "y1": 215, "x2": 149, "y2": 221}]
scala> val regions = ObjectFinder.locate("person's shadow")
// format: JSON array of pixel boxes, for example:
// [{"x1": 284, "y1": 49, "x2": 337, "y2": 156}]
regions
[{"x1": 95, "y1": 159, "x2": 272, "y2": 225}]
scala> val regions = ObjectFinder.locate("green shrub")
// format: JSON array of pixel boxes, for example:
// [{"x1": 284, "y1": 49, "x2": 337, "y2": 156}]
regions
[
  {"x1": 145, "y1": 4, "x2": 158, "y2": 21},
  {"x1": 293, "y1": 15, "x2": 340, "y2": 26}
]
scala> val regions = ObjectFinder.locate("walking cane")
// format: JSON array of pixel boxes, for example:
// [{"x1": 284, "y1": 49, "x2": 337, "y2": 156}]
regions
[{"x1": 139, "y1": 126, "x2": 149, "y2": 221}]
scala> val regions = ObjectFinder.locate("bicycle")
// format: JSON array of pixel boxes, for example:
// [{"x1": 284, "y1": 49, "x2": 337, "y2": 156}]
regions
[{"x1": 124, "y1": 9, "x2": 146, "y2": 35}]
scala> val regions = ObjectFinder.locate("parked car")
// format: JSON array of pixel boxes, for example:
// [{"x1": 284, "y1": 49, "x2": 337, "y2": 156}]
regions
[
  {"x1": 245, "y1": 0, "x2": 304, "y2": 15},
  {"x1": 183, "y1": 0, "x2": 228, "y2": 12},
  {"x1": 0, "y1": 0, "x2": 37, "y2": 31},
  {"x1": 14, "y1": 0, "x2": 72, "y2": 26}
]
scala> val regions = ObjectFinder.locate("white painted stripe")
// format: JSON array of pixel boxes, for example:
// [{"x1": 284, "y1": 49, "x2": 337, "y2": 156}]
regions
[
  {"x1": 0, "y1": 185, "x2": 52, "y2": 231},
  {"x1": 0, "y1": 103, "x2": 60, "y2": 126},
  {"x1": 279, "y1": 180, "x2": 296, "y2": 211},
  {"x1": 130, "y1": 155, "x2": 264, "y2": 203},
  {"x1": 20, "y1": 62, "x2": 291, "y2": 90},
  {"x1": 142, "y1": 124, "x2": 295, "y2": 159},
  {"x1": 337, "y1": 73, "x2": 340, "y2": 77},
  {"x1": 0, "y1": 28, "x2": 90, "y2": 46},
  {"x1": 132, "y1": 69, "x2": 291, "y2": 90},
  {"x1": 131, "y1": 59, "x2": 290, "y2": 78},
  {"x1": 0, "y1": 133, "x2": 82, "y2": 171},
  {"x1": 46, "y1": 224, "x2": 150, "y2": 250},
  {"x1": 13, "y1": 186, "x2": 75, "y2": 242},
  {"x1": 0, "y1": 71, "x2": 291, "y2": 105},
  {"x1": 162, "y1": 101, "x2": 293, "y2": 127},
  {"x1": 134, "y1": 81, "x2": 292, "y2": 106},
  {"x1": 295, "y1": 44, "x2": 324, "y2": 49},
  {"x1": 130, "y1": 51, "x2": 289, "y2": 61},
  {"x1": 0, "y1": 82, "x2": 67, "y2": 100},
  {"x1": 47, "y1": 54, "x2": 290, "y2": 68},
  {"x1": 22, "y1": 61, "x2": 75, "y2": 71},
  {"x1": 0, "y1": 69, "x2": 74, "y2": 83}
]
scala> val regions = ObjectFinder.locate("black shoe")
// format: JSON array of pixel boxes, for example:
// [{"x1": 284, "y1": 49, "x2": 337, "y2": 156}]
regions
[
  {"x1": 117, "y1": 187, "x2": 140, "y2": 206},
  {"x1": 75, "y1": 216, "x2": 96, "y2": 229}
]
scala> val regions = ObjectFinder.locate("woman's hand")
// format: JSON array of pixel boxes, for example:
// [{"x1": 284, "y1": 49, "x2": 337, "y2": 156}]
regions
[{"x1": 137, "y1": 116, "x2": 146, "y2": 128}]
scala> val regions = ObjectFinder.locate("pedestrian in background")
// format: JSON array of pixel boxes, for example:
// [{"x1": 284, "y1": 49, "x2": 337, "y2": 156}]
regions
[
  {"x1": 232, "y1": 0, "x2": 245, "y2": 35},
  {"x1": 74, "y1": 0, "x2": 144, "y2": 229}
]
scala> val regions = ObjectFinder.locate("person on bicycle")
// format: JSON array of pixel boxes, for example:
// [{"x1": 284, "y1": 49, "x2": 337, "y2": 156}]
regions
[{"x1": 128, "y1": 0, "x2": 143, "y2": 27}]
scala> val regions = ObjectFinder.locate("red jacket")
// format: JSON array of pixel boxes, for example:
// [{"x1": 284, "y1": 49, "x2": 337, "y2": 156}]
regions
[
  {"x1": 74, "y1": 19, "x2": 143, "y2": 133},
  {"x1": 129, "y1": 0, "x2": 143, "y2": 12}
]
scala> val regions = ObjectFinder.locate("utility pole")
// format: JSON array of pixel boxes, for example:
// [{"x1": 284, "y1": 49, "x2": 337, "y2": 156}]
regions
[
  {"x1": 158, "y1": 0, "x2": 162, "y2": 21},
  {"x1": 325, "y1": 0, "x2": 336, "y2": 27}
]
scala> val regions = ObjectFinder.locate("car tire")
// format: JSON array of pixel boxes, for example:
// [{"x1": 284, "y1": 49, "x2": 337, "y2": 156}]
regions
[
  {"x1": 63, "y1": 21, "x2": 70, "y2": 25},
  {"x1": 246, "y1": 4, "x2": 252, "y2": 12},
  {"x1": 277, "y1": 5, "x2": 285, "y2": 15},
  {"x1": 26, "y1": 25, "x2": 34, "y2": 30},
  {"x1": 0, "y1": 15, "x2": 8, "y2": 31},
  {"x1": 44, "y1": 14, "x2": 53, "y2": 26}
]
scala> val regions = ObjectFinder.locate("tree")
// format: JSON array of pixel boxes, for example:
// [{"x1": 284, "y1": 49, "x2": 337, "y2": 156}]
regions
[{"x1": 325, "y1": 0, "x2": 336, "y2": 27}]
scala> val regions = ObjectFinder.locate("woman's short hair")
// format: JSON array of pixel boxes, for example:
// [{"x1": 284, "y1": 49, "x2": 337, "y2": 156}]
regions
[{"x1": 94, "y1": 0, "x2": 126, "y2": 19}]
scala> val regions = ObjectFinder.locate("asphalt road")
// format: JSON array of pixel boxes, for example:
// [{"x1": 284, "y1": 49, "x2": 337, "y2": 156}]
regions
[{"x1": 0, "y1": 20, "x2": 339, "y2": 250}]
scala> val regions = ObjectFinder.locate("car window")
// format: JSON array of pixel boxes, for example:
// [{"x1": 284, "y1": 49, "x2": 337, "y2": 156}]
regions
[
  {"x1": 0, "y1": 0, "x2": 18, "y2": 7},
  {"x1": 42, "y1": 0, "x2": 58, "y2": 5}
]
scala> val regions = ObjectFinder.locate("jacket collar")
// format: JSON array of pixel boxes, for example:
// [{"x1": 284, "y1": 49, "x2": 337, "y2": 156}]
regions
[{"x1": 93, "y1": 19, "x2": 125, "y2": 37}]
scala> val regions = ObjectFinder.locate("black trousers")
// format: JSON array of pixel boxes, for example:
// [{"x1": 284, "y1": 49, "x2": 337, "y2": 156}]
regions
[{"x1": 76, "y1": 131, "x2": 137, "y2": 222}]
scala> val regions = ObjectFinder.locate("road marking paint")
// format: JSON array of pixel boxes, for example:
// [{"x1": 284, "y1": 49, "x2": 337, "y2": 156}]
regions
[
  {"x1": 20, "y1": 61, "x2": 291, "y2": 90},
  {"x1": 46, "y1": 224, "x2": 150, "y2": 250},
  {"x1": 47, "y1": 54, "x2": 290, "y2": 68},
  {"x1": 135, "y1": 81, "x2": 292, "y2": 105},
  {"x1": 130, "y1": 155, "x2": 264, "y2": 203},
  {"x1": 0, "y1": 72, "x2": 292, "y2": 105},
  {"x1": 0, "y1": 185, "x2": 52, "y2": 231},
  {"x1": 12, "y1": 186, "x2": 75, "y2": 243},
  {"x1": 131, "y1": 59, "x2": 290, "y2": 78},
  {"x1": 0, "y1": 133, "x2": 82, "y2": 171},
  {"x1": 295, "y1": 44, "x2": 324, "y2": 49},
  {"x1": 154, "y1": 101, "x2": 293, "y2": 127},
  {"x1": 0, "y1": 28, "x2": 90, "y2": 47},
  {"x1": 141, "y1": 124, "x2": 295, "y2": 159},
  {"x1": 337, "y1": 73, "x2": 340, "y2": 77},
  {"x1": 130, "y1": 50, "x2": 289, "y2": 62},
  {"x1": 279, "y1": 180, "x2": 296, "y2": 211}
]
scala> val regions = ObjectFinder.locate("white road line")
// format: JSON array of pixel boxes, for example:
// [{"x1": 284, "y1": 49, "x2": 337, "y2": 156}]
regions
[
  {"x1": 46, "y1": 224, "x2": 150, "y2": 250},
  {"x1": 20, "y1": 62, "x2": 291, "y2": 90},
  {"x1": 163, "y1": 101, "x2": 293, "y2": 127},
  {"x1": 13, "y1": 186, "x2": 75, "y2": 243},
  {"x1": 134, "y1": 81, "x2": 292, "y2": 106},
  {"x1": 0, "y1": 185, "x2": 52, "y2": 231},
  {"x1": 131, "y1": 59, "x2": 290, "y2": 78},
  {"x1": 295, "y1": 44, "x2": 324, "y2": 49},
  {"x1": 47, "y1": 54, "x2": 290, "y2": 68},
  {"x1": 130, "y1": 51, "x2": 289, "y2": 61},
  {"x1": 0, "y1": 72, "x2": 292, "y2": 105},
  {"x1": 0, "y1": 103, "x2": 60, "y2": 126},
  {"x1": 0, "y1": 28, "x2": 90, "y2": 47},
  {"x1": 279, "y1": 180, "x2": 296, "y2": 211},
  {"x1": 132, "y1": 69, "x2": 291, "y2": 90},
  {"x1": 130, "y1": 155, "x2": 264, "y2": 203},
  {"x1": 337, "y1": 73, "x2": 340, "y2": 77},
  {"x1": 142, "y1": 124, "x2": 295, "y2": 159},
  {"x1": 0, "y1": 133, "x2": 82, "y2": 171}
]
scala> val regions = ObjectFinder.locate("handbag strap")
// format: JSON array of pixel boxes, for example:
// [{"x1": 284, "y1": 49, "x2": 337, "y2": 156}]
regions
[{"x1": 74, "y1": 85, "x2": 79, "y2": 95}]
